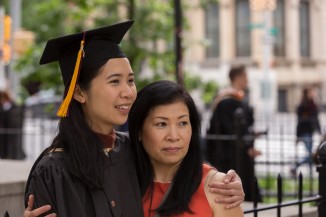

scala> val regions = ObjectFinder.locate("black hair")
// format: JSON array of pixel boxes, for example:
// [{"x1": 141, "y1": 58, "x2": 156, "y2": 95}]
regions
[
  {"x1": 229, "y1": 65, "x2": 246, "y2": 83},
  {"x1": 128, "y1": 80, "x2": 203, "y2": 216},
  {"x1": 301, "y1": 87, "x2": 315, "y2": 104},
  {"x1": 51, "y1": 59, "x2": 108, "y2": 189}
]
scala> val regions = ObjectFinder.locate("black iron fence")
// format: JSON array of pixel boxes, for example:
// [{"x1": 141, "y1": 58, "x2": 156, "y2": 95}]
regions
[
  {"x1": 244, "y1": 141, "x2": 325, "y2": 217},
  {"x1": 1, "y1": 107, "x2": 326, "y2": 216},
  {"x1": 201, "y1": 110, "x2": 326, "y2": 216},
  {"x1": 0, "y1": 104, "x2": 58, "y2": 161},
  {"x1": 203, "y1": 130, "x2": 326, "y2": 216}
]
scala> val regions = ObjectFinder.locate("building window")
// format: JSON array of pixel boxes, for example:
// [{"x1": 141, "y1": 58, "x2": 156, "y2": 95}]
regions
[
  {"x1": 278, "y1": 89, "x2": 288, "y2": 112},
  {"x1": 235, "y1": 0, "x2": 251, "y2": 57},
  {"x1": 205, "y1": 3, "x2": 219, "y2": 58},
  {"x1": 273, "y1": 0, "x2": 285, "y2": 56},
  {"x1": 299, "y1": 0, "x2": 310, "y2": 57}
]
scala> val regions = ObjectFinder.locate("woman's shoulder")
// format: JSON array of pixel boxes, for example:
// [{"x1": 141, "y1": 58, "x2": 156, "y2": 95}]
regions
[
  {"x1": 26, "y1": 151, "x2": 71, "y2": 195},
  {"x1": 203, "y1": 163, "x2": 215, "y2": 170},
  {"x1": 31, "y1": 151, "x2": 66, "y2": 175},
  {"x1": 203, "y1": 166, "x2": 225, "y2": 187},
  {"x1": 202, "y1": 163, "x2": 226, "y2": 189},
  {"x1": 202, "y1": 163, "x2": 218, "y2": 176},
  {"x1": 204, "y1": 170, "x2": 244, "y2": 217},
  {"x1": 208, "y1": 171, "x2": 226, "y2": 184}
]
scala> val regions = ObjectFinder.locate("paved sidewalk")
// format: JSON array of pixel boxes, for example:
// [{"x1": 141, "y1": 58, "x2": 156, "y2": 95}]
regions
[{"x1": 243, "y1": 202, "x2": 317, "y2": 217}]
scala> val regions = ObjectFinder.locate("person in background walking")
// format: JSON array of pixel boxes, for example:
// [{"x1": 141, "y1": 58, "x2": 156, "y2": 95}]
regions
[
  {"x1": 206, "y1": 65, "x2": 262, "y2": 202},
  {"x1": 291, "y1": 87, "x2": 321, "y2": 176},
  {"x1": 0, "y1": 90, "x2": 25, "y2": 160}
]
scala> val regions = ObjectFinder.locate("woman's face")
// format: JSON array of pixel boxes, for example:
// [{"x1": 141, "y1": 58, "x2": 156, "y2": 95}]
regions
[
  {"x1": 307, "y1": 88, "x2": 315, "y2": 99},
  {"x1": 141, "y1": 101, "x2": 192, "y2": 169},
  {"x1": 238, "y1": 72, "x2": 248, "y2": 90},
  {"x1": 79, "y1": 58, "x2": 137, "y2": 134}
]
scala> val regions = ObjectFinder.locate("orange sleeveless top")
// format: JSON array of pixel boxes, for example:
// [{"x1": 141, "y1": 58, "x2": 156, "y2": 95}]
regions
[{"x1": 142, "y1": 164, "x2": 214, "y2": 217}]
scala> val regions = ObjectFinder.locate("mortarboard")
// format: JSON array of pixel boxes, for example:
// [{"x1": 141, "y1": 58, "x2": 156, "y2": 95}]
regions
[{"x1": 39, "y1": 20, "x2": 134, "y2": 117}]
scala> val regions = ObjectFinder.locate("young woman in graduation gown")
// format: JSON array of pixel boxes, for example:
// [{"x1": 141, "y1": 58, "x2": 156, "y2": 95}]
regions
[{"x1": 24, "y1": 20, "x2": 143, "y2": 217}]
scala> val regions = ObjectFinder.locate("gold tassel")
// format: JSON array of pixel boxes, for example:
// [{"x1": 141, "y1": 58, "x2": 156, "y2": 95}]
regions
[{"x1": 57, "y1": 39, "x2": 85, "y2": 117}]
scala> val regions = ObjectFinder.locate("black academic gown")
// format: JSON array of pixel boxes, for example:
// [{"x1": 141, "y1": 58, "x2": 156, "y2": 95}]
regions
[
  {"x1": 25, "y1": 132, "x2": 144, "y2": 217},
  {"x1": 206, "y1": 97, "x2": 261, "y2": 202},
  {"x1": 0, "y1": 104, "x2": 25, "y2": 159},
  {"x1": 207, "y1": 98, "x2": 252, "y2": 171}
]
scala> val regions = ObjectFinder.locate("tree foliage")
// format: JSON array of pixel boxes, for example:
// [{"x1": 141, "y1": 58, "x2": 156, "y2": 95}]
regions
[
  {"x1": 16, "y1": 0, "x2": 218, "y2": 103},
  {"x1": 16, "y1": 0, "x2": 175, "y2": 94}
]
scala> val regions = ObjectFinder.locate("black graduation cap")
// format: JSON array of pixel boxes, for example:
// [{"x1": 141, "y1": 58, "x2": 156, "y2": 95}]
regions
[
  {"x1": 40, "y1": 20, "x2": 134, "y2": 84},
  {"x1": 39, "y1": 20, "x2": 134, "y2": 117}
]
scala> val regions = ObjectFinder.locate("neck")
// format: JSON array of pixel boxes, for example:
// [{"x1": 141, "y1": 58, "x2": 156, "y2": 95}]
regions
[
  {"x1": 84, "y1": 112, "x2": 114, "y2": 135},
  {"x1": 90, "y1": 123, "x2": 114, "y2": 135},
  {"x1": 152, "y1": 162, "x2": 180, "y2": 183},
  {"x1": 231, "y1": 83, "x2": 243, "y2": 91}
]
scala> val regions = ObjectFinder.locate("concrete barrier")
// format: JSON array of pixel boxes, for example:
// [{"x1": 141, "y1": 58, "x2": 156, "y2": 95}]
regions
[
  {"x1": 0, "y1": 160, "x2": 319, "y2": 217},
  {"x1": 0, "y1": 160, "x2": 33, "y2": 217}
]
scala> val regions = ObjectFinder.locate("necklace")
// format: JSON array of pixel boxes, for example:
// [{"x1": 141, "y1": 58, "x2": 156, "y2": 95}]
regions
[
  {"x1": 155, "y1": 180, "x2": 171, "y2": 184},
  {"x1": 103, "y1": 147, "x2": 114, "y2": 156},
  {"x1": 154, "y1": 178, "x2": 172, "y2": 184},
  {"x1": 97, "y1": 130, "x2": 116, "y2": 156}
]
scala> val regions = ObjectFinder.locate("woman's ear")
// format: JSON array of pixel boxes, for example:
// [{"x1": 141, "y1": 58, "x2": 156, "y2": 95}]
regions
[{"x1": 73, "y1": 85, "x2": 86, "y2": 103}]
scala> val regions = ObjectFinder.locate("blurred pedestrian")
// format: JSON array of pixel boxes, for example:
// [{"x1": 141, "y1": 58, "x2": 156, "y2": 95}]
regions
[
  {"x1": 206, "y1": 65, "x2": 262, "y2": 202},
  {"x1": 0, "y1": 90, "x2": 25, "y2": 160},
  {"x1": 291, "y1": 87, "x2": 321, "y2": 176}
]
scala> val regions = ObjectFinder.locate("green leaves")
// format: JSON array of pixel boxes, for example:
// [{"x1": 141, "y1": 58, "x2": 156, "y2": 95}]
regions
[{"x1": 15, "y1": 0, "x2": 217, "y2": 104}]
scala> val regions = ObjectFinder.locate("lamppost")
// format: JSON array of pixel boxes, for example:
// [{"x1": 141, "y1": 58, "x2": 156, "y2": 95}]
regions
[
  {"x1": 250, "y1": 0, "x2": 277, "y2": 116},
  {"x1": 174, "y1": 0, "x2": 183, "y2": 85},
  {"x1": 0, "y1": 2, "x2": 6, "y2": 90}
]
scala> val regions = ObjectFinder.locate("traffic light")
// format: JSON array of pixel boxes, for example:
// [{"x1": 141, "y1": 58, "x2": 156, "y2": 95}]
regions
[
  {"x1": 4, "y1": 15, "x2": 11, "y2": 42},
  {"x1": 1, "y1": 15, "x2": 11, "y2": 63}
]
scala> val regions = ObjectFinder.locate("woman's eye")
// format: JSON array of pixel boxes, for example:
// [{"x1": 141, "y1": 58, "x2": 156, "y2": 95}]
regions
[
  {"x1": 128, "y1": 78, "x2": 135, "y2": 84},
  {"x1": 155, "y1": 122, "x2": 166, "y2": 127},
  {"x1": 180, "y1": 121, "x2": 189, "y2": 126},
  {"x1": 110, "y1": 80, "x2": 119, "y2": 84}
]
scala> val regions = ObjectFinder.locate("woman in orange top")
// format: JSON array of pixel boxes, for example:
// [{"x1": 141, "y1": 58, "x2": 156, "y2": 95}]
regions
[
  {"x1": 128, "y1": 80, "x2": 244, "y2": 217},
  {"x1": 22, "y1": 79, "x2": 244, "y2": 217}
]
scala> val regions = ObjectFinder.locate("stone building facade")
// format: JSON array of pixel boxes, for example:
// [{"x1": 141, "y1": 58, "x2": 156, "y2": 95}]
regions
[{"x1": 183, "y1": 0, "x2": 326, "y2": 113}]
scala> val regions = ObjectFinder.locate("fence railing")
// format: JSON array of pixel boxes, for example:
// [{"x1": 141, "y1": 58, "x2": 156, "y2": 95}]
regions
[
  {"x1": 244, "y1": 141, "x2": 325, "y2": 217},
  {"x1": 1, "y1": 109, "x2": 326, "y2": 216},
  {"x1": 203, "y1": 129, "x2": 325, "y2": 216}
]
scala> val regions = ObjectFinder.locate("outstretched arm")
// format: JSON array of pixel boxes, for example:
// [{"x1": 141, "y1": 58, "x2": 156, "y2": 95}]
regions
[
  {"x1": 23, "y1": 195, "x2": 56, "y2": 217},
  {"x1": 208, "y1": 170, "x2": 245, "y2": 209}
]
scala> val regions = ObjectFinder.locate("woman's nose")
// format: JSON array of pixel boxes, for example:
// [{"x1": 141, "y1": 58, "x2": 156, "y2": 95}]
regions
[
  {"x1": 167, "y1": 126, "x2": 180, "y2": 142},
  {"x1": 121, "y1": 85, "x2": 134, "y2": 99}
]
